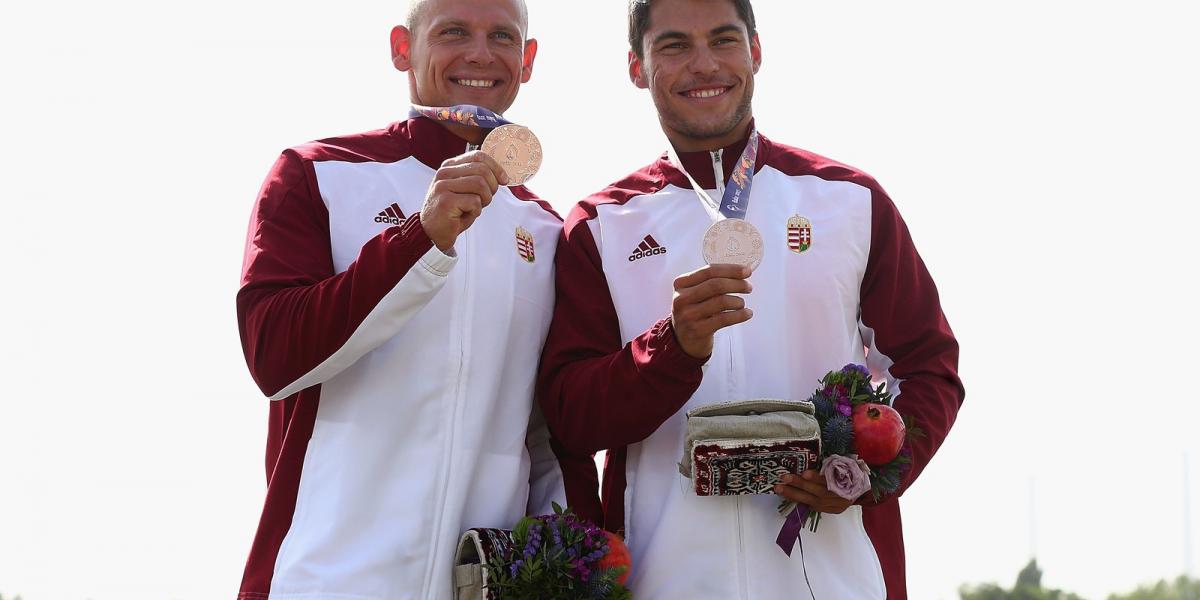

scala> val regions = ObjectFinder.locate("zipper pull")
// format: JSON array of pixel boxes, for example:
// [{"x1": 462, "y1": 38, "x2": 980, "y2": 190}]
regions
[{"x1": 712, "y1": 149, "x2": 725, "y2": 198}]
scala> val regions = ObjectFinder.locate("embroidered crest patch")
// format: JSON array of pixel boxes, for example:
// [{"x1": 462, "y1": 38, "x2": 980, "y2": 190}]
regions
[
  {"x1": 515, "y1": 226, "x2": 536, "y2": 263},
  {"x1": 787, "y1": 215, "x2": 812, "y2": 254}
]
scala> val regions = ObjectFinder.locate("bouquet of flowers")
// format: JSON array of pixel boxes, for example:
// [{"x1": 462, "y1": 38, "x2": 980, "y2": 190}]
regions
[
  {"x1": 484, "y1": 503, "x2": 632, "y2": 600},
  {"x1": 776, "y1": 364, "x2": 922, "y2": 552}
]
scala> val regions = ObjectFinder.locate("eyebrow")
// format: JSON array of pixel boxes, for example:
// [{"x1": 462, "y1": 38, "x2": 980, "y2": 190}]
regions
[
  {"x1": 651, "y1": 24, "x2": 745, "y2": 46},
  {"x1": 427, "y1": 18, "x2": 469, "y2": 31},
  {"x1": 427, "y1": 17, "x2": 522, "y2": 37}
]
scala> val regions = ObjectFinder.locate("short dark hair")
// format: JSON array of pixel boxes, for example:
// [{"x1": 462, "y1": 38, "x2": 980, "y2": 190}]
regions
[{"x1": 628, "y1": 0, "x2": 757, "y2": 59}]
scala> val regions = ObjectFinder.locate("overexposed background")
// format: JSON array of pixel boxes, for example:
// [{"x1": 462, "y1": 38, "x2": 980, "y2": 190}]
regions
[{"x1": 1, "y1": 1, "x2": 1197, "y2": 599}]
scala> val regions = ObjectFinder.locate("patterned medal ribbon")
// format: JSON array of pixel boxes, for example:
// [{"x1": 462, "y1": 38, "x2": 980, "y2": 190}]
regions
[
  {"x1": 410, "y1": 104, "x2": 542, "y2": 185},
  {"x1": 409, "y1": 103, "x2": 512, "y2": 129},
  {"x1": 667, "y1": 129, "x2": 760, "y2": 222},
  {"x1": 668, "y1": 131, "x2": 764, "y2": 271}
]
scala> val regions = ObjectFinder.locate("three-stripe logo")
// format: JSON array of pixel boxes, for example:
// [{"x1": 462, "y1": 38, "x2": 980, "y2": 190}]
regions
[
  {"x1": 628, "y1": 235, "x2": 668, "y2": 262},
  {"x1": 375, "y1": 203, "x2": 406, "y2": 226}
]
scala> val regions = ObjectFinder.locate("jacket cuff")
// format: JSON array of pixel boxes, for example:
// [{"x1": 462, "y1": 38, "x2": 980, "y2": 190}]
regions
[
  {"x1": 398, "y1": 213, "x2": 456, "y2": 275},
  {"x1": 641, "y1": 317, "x2": 709, "y2": 375}
]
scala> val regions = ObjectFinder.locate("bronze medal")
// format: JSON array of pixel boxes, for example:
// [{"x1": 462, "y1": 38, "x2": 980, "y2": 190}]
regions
[
  {"x1": 702, "y1": 219, "x2": 764, "y2": 271},
  {"x1": 481, "y1": 124, "x2": 543, "y2": 185}
]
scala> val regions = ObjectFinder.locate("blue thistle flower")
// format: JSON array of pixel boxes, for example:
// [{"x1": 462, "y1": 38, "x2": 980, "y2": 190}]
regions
[
  {"x1": 874, "y1": 465, "x2": 902, "y2": 495},
  {"x1": 822, "y1": 414, "x2": 854, "y2": 456},
  {"x1": 811, "y1": 393, "x2": 834, "y2": 421}
]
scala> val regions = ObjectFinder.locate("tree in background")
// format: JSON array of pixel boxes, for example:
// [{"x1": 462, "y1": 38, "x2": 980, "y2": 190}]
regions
[
  {"x1": 959, "y1": 559, "x2": 1088, "y2": 600},
  {"x1": 1106, "y1": 576, "x2": 1200, "y2": 600}
]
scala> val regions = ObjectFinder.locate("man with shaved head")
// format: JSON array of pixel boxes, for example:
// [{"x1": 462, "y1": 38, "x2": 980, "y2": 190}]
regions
[{"x1": 235, "y1": 1, "x2": 585, "y2": 598}]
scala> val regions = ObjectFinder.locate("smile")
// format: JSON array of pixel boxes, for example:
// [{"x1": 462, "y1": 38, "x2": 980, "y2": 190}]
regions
[
  {"x1": 452, "y1": 78, "x2": 499, "y2": 88},
  {"x1": 680, "y1": 86, "x2": 733, "y2": 99}
]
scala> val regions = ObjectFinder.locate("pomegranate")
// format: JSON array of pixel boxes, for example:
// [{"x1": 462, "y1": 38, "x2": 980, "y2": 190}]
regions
[
  {"x1": 595, "y1": 530, "x2": 632, "y2": 585},
  {"x1": 851, "y1": 403, "x2": 906, "y2": 465}
]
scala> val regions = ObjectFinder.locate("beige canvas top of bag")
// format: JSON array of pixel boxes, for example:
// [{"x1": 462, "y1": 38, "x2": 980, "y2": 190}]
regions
[{"x1": 678, "y1": 399, "x2": 819, "y2": 477}]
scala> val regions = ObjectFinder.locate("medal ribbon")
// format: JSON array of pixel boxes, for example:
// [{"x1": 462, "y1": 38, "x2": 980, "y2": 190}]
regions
[
  {"x1": 667, "y1": 129, "x2": 760, "y2": 222},
  {"x1": 409, "y1": 104, "x2": 512, "y2": 129}
]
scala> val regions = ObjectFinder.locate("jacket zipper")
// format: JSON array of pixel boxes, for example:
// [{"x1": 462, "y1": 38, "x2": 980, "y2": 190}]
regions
[
  {"x1": 712, "y1": 149, "x2": 725, "y2": 200},
  {"x1": 714, "y1": 147, "x2": 751, "y2": 598},
  {"x1": 423, "y1": 143, "x2": 476, "y2": 596}
]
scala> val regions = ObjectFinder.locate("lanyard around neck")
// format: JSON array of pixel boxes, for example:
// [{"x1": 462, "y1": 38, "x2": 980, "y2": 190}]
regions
[{"x1": 667, "y1": 130, "x2": 760, "y2": 223}]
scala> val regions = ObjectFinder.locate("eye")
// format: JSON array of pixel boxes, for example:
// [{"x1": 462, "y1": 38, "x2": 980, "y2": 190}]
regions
[
  {"x1": 441, "y1": 27, "x2": 467, "y2": 36},
  {"x1": 491, "y1": 30, "x2": 516, "y2": 41},
  {"x1": 714, "y1": 37, "x2": 738, "y2": 46}
]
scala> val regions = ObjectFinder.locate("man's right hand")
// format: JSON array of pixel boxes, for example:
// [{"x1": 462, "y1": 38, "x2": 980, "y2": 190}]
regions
[
  {"x1": 419, "y1": 151, "x2": 510, "y2": 252},
  {"x1": 671, "y1": 264, "x2": 754, "y2": 359}
]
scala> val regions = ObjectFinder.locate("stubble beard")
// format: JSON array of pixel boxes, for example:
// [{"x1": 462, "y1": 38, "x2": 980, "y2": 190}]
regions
[{"x1": 658, "y1": 83, "x2": 754, "y2": 146}]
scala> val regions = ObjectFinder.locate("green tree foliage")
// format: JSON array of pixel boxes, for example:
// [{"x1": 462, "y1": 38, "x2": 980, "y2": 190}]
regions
[
  {"x1": 959, "y1": 559, "x2": 1088, "y2": 600},
  {"x1": 1106, "y1": 576, "x2": 1200, "y2": 600}
]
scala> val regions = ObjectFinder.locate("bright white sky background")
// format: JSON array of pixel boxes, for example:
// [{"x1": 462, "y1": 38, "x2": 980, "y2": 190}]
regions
[{"x1": 1, "y1": 1, "x2": 1198, "y2": 599}]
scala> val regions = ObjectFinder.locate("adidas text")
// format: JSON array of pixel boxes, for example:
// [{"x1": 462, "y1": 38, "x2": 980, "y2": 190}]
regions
[{"x1": 629, "y1": 247, "x2": 668, "y2": 262}]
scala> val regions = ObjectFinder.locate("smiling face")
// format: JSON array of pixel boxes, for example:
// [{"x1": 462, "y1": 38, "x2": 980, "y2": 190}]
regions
[
  {"x1": 391, "y1": 0, "x2": 536, "y2": 116},
  {"x1": 629, "y1": 0, "x2": 761, "y2": 152}
]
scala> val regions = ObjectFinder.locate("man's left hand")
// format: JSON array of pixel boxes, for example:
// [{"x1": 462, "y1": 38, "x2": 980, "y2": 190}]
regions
[{"x1": 774, "y1": 470, "x2": 857, "y2": 514}]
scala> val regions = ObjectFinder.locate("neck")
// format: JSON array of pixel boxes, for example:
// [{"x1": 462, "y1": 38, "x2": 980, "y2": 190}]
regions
[
  {"x1": 665, "y1": 114, "x2": 754, "y2": 154},
  {"x1": 437, "y1": 121, "x2": 487, "y2": 145}
]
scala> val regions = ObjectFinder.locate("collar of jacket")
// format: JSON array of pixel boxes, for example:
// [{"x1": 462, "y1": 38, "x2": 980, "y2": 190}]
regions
[
  {"x1": 396, "y1": 116, "x2": 484, "y2": 171},
  {"x1": 658, "y1": 119, "x2": 767, "y2": 191}
]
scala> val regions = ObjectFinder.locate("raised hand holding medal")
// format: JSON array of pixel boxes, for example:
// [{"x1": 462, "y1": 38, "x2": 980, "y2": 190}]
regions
[
  {"x1": 410, "y1": 104, "x2": 542, "y2": 251},
  {"x1": 411, "y1": 103, "x2": 542, "y2": 185},
  {"x1": 666, "y1": 131, "x2": 762, "y2": 359}
]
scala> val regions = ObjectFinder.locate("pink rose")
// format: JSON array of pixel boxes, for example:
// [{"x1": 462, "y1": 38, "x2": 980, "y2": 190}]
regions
[{"x1": 820, "y1": 454, "x2": 873, "y2": 501}]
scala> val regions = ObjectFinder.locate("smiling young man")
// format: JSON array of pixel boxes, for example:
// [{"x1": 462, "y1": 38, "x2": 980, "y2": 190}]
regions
[
  {"x1": 234, "y1": 1, "x2": 581, "y2": 598},
  {"x1": 537, "y1": 0, "x2": 964, "y2": 598}
]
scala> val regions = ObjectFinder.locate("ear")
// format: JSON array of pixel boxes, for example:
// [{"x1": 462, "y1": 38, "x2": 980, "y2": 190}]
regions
[
  {"x1": 519, "y1": 38, "x2": 538, "y2": 83},
  {"x1": 391, "y1": 25, "x2": 413, "y2": 72},
  {"x1": 628, "y1": 51, "x2": 648, "y2": 89},
  {"x1": 750, "y1": 32, "x2": 762, "y2": 74}
]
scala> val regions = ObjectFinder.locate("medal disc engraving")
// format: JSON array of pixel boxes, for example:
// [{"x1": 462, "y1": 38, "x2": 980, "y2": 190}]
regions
[
  {"x1": 702, "y1": 219, "x2": 764, "y2": 271},
  {"x1": 481, "y1": 124, "x2": 543, "y2": 185}
]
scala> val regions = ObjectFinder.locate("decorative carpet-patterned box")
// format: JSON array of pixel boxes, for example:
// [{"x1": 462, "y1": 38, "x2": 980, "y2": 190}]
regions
[{"x1": 692, "y1": 438, "x2": 822, "y2": 496}]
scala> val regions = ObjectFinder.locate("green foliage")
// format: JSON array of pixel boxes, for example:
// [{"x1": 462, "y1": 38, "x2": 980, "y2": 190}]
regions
[
  {"x1": 1106, "y1": 575, "x2": 1200, "y2": 600},
  {"x1": 959, "y1": 559, "x2": 1088, "y2": 600},
  {"x1": 485, "y1": 503, "x2": 630, "y2": 599}
]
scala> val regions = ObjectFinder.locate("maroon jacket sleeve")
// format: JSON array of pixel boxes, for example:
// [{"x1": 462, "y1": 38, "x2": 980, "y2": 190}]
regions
[
  {"x1": 237, "y1": 150, "x2": 451, "y2": 399},
  {"x1": 858, "y1": 189, "x2": 964, "y2": 500},
  {"x1": 537, "y1": 208, "x2": 707, "y2": 455}
]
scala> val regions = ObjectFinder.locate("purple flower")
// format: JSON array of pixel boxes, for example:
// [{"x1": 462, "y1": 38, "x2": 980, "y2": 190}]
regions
[
  {"x1": 835, "y1": 397, "x2": 852, "y2": 417},
  {"x1": 820, "y1": 454, "x2": 873, "y2": 501},
  {"x1": 842, "y1": 364, "x2": 871, "y2": 380}
]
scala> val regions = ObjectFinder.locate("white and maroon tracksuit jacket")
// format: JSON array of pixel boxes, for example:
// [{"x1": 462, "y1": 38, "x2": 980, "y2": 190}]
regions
[
  {"x1": 538, "y1": 129, "x2": 964, "y2": 599},
  {"x1": 236, "y1": 118, "x2": 581, "y2": 600}
]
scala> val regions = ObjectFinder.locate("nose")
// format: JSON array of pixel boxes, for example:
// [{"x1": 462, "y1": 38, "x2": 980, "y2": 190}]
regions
[
  {"x1": 464, "y1": 35, "x2": 495, "y2": 66},
  {"x1": 687, "y1": 45, "x2": 720, "y2": 76}
]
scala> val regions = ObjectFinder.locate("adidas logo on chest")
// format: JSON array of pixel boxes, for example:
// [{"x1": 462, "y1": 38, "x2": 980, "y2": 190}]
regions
[
  {"x1": 628, "y1": 235, "x2": 668, "y2": 262},
  {"x1": 374, "y1": 203, "x2": 407, "y2": 226}
]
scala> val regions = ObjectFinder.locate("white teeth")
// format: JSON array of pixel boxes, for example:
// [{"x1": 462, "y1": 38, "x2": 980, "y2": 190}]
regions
[
  {"x1": 686, "y1": 87, "x2": 727, "y2": 98},
  {"x1": 456, "y1": 79, "x2": 496, "y2": 88}
]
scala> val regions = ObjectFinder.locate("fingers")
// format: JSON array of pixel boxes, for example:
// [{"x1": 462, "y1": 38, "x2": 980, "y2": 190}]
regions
[
  {"x1": 441, "y1": 151, "x2": 510, "y2": 186},
  {"x1": 440, "y1": 193, "x2": 484, "y2": 221},
  {"x1": 673, "y1": 276, "x2": 753, "y2": 304},
  {"x1": 673, "y1": 264, "x2": 751, "y2": 290},
  {"x1": 774, "y1": 471, "x2": 855, "y2": 514},
  {"x1": 435, "y1": 161, "x2": 500, "y2": 194},
  {"x1": 430, "y1": 175, "x2": 496, "y2": 208},
  {"x1": 676, "y1": 292, "x2": 748, "y2": 326}
]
